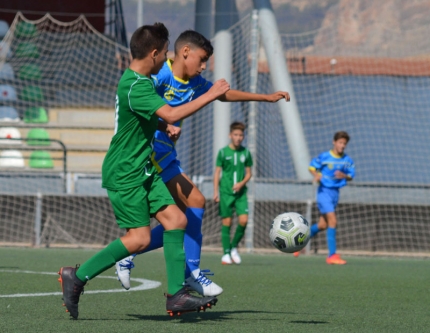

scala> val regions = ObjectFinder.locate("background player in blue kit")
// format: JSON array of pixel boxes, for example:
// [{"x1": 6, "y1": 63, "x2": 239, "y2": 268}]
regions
[
  {"x1": 296, "y1": 131, "x2": 355, "y2": 264},
  {"x1": 116, "y1": 30, "x2": 290, "y2": 296}
]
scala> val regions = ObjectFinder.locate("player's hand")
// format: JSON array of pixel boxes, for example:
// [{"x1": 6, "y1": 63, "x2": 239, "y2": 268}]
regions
[
  {"x1": 267, "y1": 91, "x2": 290, "y2": 102},
  {"x1": 313, "y1": 173, "x2": 322, "y2": 182},
  {"x1": 208, "y1": 79, "x2": 230, "y2": 100},
  {"x1": 166, "y1": 124, "x2": 181, "y2": 142},
  {"x1": 334, "y1": 170, "x2": 346, "y2": 179},
  {"x1": 213, "y1": 193, "x2": 219, "y2": 203},
  {"x1": 232, "y1": 183, "x2": 243, "y2": 192}
]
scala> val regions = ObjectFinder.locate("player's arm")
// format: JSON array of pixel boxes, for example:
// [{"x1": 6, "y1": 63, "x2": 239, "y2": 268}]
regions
[
  {"x1": 217, "y1": 89, "x2": 290, "y2": 103},
  {"x1": 157, "y1": 120, "x2": 181, "y2": 141},
  {"x1": 233, "y1": 166, "x2": 252, "y2": 192},
  {"x1": 156, "y1": 79, "x2": 230, "y2": 124},
  {"x1": 213, "y1": 166, "x2": 222, "y2": 202},
  {"x1": 308, "y1": 167, "x2": 322, "y2": 182}
]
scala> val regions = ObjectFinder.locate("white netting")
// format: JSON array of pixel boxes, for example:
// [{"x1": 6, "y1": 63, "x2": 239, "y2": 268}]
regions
[
  {"x1": 192, "y1": 12, "x2": 430, "y2": 255},
  {"x1": 0, "y1": 13, "x2": 122, "y2": 247},
  {"x1": 1, "y1": 11, "x2": 430, "y2": 255}
]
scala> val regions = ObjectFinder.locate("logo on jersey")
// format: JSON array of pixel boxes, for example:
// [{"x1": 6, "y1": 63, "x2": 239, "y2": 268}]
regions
[
  {"x1": 226, "y1": 156, "x2": 232, "y2": 160},
  {"x1": 240, "y1": 154, "x2": 246, "y2": 163},
  {"x1": 164, "y1": 89, "x2": 174, "y2": 101},
  {"x1": 328, "y1": 163, "x2": 333, "y2": 170}
]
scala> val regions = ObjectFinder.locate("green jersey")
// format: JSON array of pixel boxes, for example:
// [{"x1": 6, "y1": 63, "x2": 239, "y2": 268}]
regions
[
  {"x1": 102, "y1": 68, "x2": 166, "y2": 190},
  {"x1": 216, "y1": 145, "x2": 253, "y2": 195}
]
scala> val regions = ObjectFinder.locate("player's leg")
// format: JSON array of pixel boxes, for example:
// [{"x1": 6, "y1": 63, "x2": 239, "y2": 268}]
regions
[
  {"x1": 221, "y1": 217, "x2": 233, "y2": 264},
  {"x1": 294, "y1": 187, "x2": 328, "y2": 257},
  {"x1": 219, "y1": 192, "x2": 235, "y2": 264},
  {"x1": 58, "y1": 186, "x2": 152, "y2": 319},
  {"x1": 114, "y1": 160, "x2": 184, "y2": 288},
  {"x1": 323, "y1": 189, "x2": 345, "y2": 264},
  {"x1": 165, "y1": 170, "x2": 223, "y2": 296},
  {"x1": 152, "y1": 179, "x2": 217, "y2": 315},
  {"x1": 230, "y1": 193, "x2": 249, "y2": 264},
  {"x1": 115, "y1": 161, "x2": 222, "y2": 295}
]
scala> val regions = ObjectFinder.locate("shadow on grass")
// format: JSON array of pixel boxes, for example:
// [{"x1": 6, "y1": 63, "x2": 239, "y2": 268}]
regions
[
  {"x1": 126, "y1": 310, "x2": 298, "y2": 323},
  {"x1": 290, "y1": 320, "x2": 328, "y2": 325}
]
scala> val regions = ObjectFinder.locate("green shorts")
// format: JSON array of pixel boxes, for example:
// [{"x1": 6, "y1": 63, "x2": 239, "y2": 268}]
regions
[
  {"x1": 219, "y1": 191, "x2": 249, "y2": 218},
  {"x1": 107, "y1": 173, "x2": 175, "y2": 229}
]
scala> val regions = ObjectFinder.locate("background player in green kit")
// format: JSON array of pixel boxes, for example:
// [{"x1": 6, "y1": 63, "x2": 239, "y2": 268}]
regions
[
  {"x1": 57, "y1": 23, "x2": 230, "y2": 319},
  {"x1": 213, "y1": 122, "x2": 253, "y2": 265}
]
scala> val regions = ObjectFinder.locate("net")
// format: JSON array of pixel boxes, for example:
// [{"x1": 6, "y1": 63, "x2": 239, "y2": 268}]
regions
[{"x1": 1, "y1": 11, "x2": 430, "y2": 256}]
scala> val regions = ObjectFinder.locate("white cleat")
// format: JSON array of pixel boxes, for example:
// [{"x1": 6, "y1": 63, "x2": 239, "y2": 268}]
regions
[
  {"x1": 115, "y1": 255, "x2": 135, "y2": 290},
  {"x1": 185, "y1": 269, "x2": 223, "y2": 296},
  {"x1": 230, "y1": 248, "x2": 241, "y2": 264},
  {"x1": 221, "y1": 253, "x2": 233, "y2": 265}
]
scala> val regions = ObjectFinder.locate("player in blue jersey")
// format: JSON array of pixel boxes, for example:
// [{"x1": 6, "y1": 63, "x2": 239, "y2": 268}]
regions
[
  {"x1": 115, "y1": 30, "x2": 290, "y2": 296},
  {"x1": 295, "y1": 131, "x2": 355, "y2": 264}
]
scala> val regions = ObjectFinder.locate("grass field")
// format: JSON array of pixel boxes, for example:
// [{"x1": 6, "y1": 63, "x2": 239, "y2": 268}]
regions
[{"x1": 1, "y1": 247, "x2": 429, "y2": 333}]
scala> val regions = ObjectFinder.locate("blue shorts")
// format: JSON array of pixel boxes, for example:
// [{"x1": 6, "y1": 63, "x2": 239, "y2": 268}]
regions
[
  {"x1": 159, "y1": 159, "x2": 183, "y2": 183},
  {"x1": 317, "y1": 186, "x2": 339, "y2": 214}
]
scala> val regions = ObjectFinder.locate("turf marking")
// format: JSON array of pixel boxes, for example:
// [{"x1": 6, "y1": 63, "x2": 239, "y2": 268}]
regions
[{"x1": 0, "y1": 269, "x2": 161, "y2": 298}]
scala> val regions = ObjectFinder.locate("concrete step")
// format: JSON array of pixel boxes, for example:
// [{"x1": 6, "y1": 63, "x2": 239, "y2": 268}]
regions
[
  {"x1": 48, "y1": 108, "x2": 115, "y2": 128},
  {"x1": 18, "y1": 128, "x2": 113, "y2": 149}
]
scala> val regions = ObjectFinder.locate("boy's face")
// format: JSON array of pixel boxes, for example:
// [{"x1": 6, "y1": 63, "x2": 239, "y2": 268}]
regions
[
  {"x1": 151, "y1": 42, "x2": 169, "y2": 75},
  {"x1": 229, "y1": 129, "x2": 244, "y2": 148},
  {"x1": 183, "y1": 46, "x2": 209, "y2": 78},
  {"x1": 332, "y1": 138, "x2": 348, "y2": 155}
]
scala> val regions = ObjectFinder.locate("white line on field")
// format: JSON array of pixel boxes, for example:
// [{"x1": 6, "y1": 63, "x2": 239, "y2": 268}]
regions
[{"x1": 0, "y1": 269, "x2": 161, "y2": 298}]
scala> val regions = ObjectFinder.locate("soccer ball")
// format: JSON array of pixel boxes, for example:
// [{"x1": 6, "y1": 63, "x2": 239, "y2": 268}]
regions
[{"x1": 269, "y1": 212, "x2": 310, "y2": 253}]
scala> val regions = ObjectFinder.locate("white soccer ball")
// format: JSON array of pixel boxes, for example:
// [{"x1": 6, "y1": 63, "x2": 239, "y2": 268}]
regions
[{"x1": 269, "y1": 212, "x2": 310, "y2": 253}]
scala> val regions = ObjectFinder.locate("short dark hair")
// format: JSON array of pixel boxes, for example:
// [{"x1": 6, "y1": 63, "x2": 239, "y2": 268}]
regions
[
  {"x1": 130, "y1": 22, "x2": 169, "y2": 60},
  {"x1": 174, "y1": 30, "x2": 213, "y2": 57},
  {"x1": 334, "y1": 131, "x2": 350, "y2": 142},
  {"x1": 230, "y1": 121, "x2": 246, "y2": 133}
]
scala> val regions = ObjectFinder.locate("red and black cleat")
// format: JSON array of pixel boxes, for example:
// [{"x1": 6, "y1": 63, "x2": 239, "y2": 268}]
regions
[
  {"x1": 166, "y1": 287, "x2": 218, "y2": 317},
  {"x1": 57, "y1": 266, "x2": 85, "y2": 320}
]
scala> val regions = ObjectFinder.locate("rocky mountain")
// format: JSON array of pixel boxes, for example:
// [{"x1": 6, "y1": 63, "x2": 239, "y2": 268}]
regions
[
  {"x1": 311, "y1": 0, "x2": 430, "y2": 57},
  {"x1": 123, "y1": 0, "x2": 430, "y2": 57}
]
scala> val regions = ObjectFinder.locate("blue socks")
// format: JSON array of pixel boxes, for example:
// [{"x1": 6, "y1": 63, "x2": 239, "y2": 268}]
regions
[
  {"x1": 327, "y1": 227, "x2": 336, "y2": 257},
  {"x1": 184, "y1": 207, "x2": 204, "y2": 279},
  {"x1": 309, "y1": 224, "x2": 337, "y2": 257},
  {"x1": 310, "y1": 224, "x2": 320, "y2": 238},
  {"x1": 137, "y1": 224, "x2": 165, "y2": 255},
  {"x1": 134, "y1": 207, "x2": 205, "y2": 280}
]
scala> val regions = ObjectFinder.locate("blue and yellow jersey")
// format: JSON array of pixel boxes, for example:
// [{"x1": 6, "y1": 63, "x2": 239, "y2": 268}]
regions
[
  {"x1": 151, "y1": 59, "x2": 213, "y2": 172},
  {"x1": 309, "y1": 150, "x2": 355, "y2": 189}
]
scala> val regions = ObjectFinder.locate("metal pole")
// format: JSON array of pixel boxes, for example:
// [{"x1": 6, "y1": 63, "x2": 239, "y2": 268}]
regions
[
  {"x1": 245, "y1": 10, "x2": 259, "y2": 252},
  {"x1": 34, "y1": 192, "x2": 42, "y2": 247},
  {"x1": 195, "y1": 0, "x2": 213, "y2": 39},
  {"x1": 137, "y1": 0, "x2": 144, "y2": 28},
  {"x1": 213, "y1": 0, "x2": 235, "y2": 168},
  {"x1": 253, "y1": 0, "x2": 311, "y2": 180}
]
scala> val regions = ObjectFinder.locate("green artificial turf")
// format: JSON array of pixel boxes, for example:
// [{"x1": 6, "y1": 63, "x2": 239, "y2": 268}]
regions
[{"x1": 1, "y1": 247, "x2": 429, "y2": 333}]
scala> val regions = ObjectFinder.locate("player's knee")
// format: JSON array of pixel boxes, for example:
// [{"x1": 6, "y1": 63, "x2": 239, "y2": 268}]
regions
[
  {"x1": 189, "y1": 191, "x2": 206, "y2": 208},
  {"x1": 128, "y1": 234, "x2": 151, "y2": 253}
]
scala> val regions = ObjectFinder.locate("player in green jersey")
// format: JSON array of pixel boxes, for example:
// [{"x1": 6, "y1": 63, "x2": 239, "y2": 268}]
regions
[
  {"x1": 57, "y1": 23, "x2": 230, "y2": 319},
  {"x1": 213, "y1": 122, "x2": 253, "y2": 265}
]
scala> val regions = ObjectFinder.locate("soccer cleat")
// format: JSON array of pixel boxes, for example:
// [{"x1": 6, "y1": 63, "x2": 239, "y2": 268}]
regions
[
  {"x1": 185, "y1": 269, "x2": 223, "y2": 296},
  {"x1": 166, "y1": 286, "x2": 218, "y2": 317},
  {"x1": 326, "y1": 253, "x2": 347, "y2": 265},
  {"x1": 57, "y1": 266, "x2": 85, "y2": 320},
  {"x1": 230, "y1": 248, "x2": 241, "y2": 264},
  {"x1": 115, "y1": 255, "x2": 135, "y2": 290},
  {"x1": 293, "y1": 251, "x2": 300, "y2": 257},
  {"x1": 221, "y1": 254, "x2": 232, "y2": 265}
]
